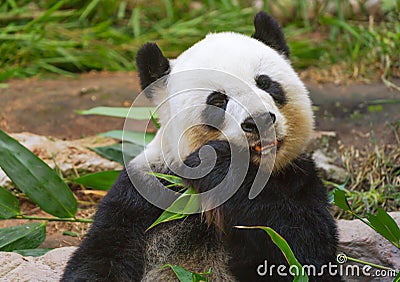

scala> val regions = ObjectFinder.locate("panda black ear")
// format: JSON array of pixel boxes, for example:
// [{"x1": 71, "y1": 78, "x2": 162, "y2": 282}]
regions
[
  {"x1": 136, "y1": 42, "x2": 170, "y2": 91},
  {"x1": 252, "y1": 11, "x2": 290, "y2": 58}
]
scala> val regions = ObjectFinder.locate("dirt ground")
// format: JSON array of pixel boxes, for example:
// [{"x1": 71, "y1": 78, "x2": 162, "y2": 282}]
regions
[
  {"x1": 0, "y1": 71, "x2": 399, "y2": 248},
  {"x1": 0, "y1": 71, "x2": 149, "y2": 139}
]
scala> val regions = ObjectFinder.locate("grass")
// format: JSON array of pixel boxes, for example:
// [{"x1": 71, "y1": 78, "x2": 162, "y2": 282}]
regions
[
  {"x1": 336, "y1": 144, "x2": 400, "y2": 218},
  {"x1": 0, "y1": 0, "x2": 399, "y2": 84},
  {"x1": 328, "y1": 122, "x2": 400, "y2": 219}
]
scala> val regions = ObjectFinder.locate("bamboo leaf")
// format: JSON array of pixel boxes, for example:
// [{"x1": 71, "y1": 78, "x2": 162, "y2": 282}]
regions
[
  {"x1": 74, "y1": 170, "x2": 120, "y2": 190},
  {"x1": 333, "y1": 189, "x2": 351, "y2": 211},
  {"x1": 0, "y1": 222, "x2": 46, "y2": 251},
  {"x1": 63, "y1": 231, "x2": 78, "y2": 237},
  {"x1": 164, "y1": 264, "x2": 210, "y2": 282},
  {"x1": 99, "y1": 130, "x2": 155, "y2": 145},
  {"x1": 394, "y1": 270, "x2": 400, "y2": 282},
  {"x1": 0, "y1": 130, "x2": 77, "y2": 218},
  {"x1": 90, "y1": 143, "x2": 143, "y2": 164},
  {"x1": 367, "y1": 208, "x2": 400, "y2": 248},
  {"x1": 147, "y1": 188, "x2": 199, "y2": 231},
  {"x1": 77, "y1": 107, "x2": 129, "y2": 118},
  {"x1": 13, "y1": 248, "x2": 52, "y2": 257},
  {"x1": 150, "y1": 172, "x2": 184, "y2": 186},
  {"x1": 150, "y1": 111, "x2": 161, "y2": 129},
  {"x1": 235, "y1": 226, "x2": 309, "y2": 282},
  {"x1": 77, "y1": 107, "x2": 157, "y2": 120},
  {"x1": 0, "y1": 186, "x2": 20, "y2": 219}
]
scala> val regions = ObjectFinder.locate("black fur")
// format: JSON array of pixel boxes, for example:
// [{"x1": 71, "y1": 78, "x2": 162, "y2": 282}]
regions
[
  {"x1": 252, "y1": 11, "x2": 290, "y2": 58},
  {"x1": 62, "y1": 170, "x2": 162, "y2": 281},
  {"x1": 203, "y1": 91, "x2": 229, "y2": 129},
  {"x1": 63, "y1": 141, "x2": 340, "y2": 281},
  {"x1": 256, "y1": 74, "x2": 287, "y2": 106},
  {"x1": 135, "y1": 42, "x2": 170, "y2": 92}
]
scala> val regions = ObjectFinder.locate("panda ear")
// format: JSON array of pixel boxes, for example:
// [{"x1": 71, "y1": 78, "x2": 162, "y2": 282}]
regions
[
  {"x1": 252, "y1": 11, "x2": 290, "y2": 58},
  {"x1": 136, "y1": 42, "x2": 170, "y2": 91}
]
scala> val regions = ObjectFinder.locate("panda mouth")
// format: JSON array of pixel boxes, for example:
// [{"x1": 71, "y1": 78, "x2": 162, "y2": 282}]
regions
[{"x1": 252, "y1": 139, "x2": 279, "y2": 155}]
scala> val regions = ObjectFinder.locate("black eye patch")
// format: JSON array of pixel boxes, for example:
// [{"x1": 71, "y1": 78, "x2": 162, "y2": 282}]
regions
[
  {"x1": 203, "y1": 91, "x2": 228, "y2": 128},
  {"x1": 206, "y1": 91, "x2": 228, "y2": 110},
  {"x1": 255, "y1": 74, "x2": 287, "y2": 106}
]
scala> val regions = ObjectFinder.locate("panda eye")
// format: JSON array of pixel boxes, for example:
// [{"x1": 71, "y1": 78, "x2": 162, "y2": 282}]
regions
[
  {"x1": 206, "y1": 91, "x2": 228, "y2": 110},
  {"x1": 255, "y1": 74, "x2": 287, "y2": 106},
  {"x1": 256, "y1": 74, "x2": 271, "y2": 90}
]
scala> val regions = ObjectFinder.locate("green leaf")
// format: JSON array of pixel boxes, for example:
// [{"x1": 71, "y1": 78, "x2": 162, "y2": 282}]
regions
[
  {"x1": 62, "y1": 231, "x2": 78, "y2": 237},
  {"x1": 164, "y1": 264, "x2": 210, "y2": 282},
  {"x1": 324, "y1": 178, "x2": 350, "y2": 204},
  {"x1": 0, "y1": 130, "x2": 77, "y2": 218},
  {"x1": 90, "y1": 143, "x2": 143, "y2": 164},
  {"x1": 150, "y1": 172, "x2": 184, "y2": 186},
  {"x1": 0, "y1": 222, "x2": 46, "y2": 251},
  {"x1": 147, "y1": 211, "x2": 187, "y2": 231},
  {"x1": 235, "y1": 226, "x2": 309, "y2": 282},
  {"x1": 324, "y1": 177, "x2": 349, "y2": 191},
  {"x1": 394, "y1": 270, "x2": 400, "y2": 282},
  {"x1": 99, "y1": 130, "x2": 155, "y2": 145},
  {"x1": 164, "y1": 264, "x2": 192, "y2": 282},
  {"x1": 13, "y1": 248, "x2": 52, "y2": 257},
  {"x1": 367, "y1": 208, "x2": 400, "y2": 248},
  {"x1": 192, "y1": 271, "x2": 211, "y2": 282},
  {"x1": 77, "y1": 107, "x2": 129, "y2": 118},
  {"x1": 0, "y1": 186, "x2": 20, "y2": 219},
  {"x1": 151, "y1": 112, "x2": 161, "y2": 129},
  {"x1": 77, "y1": 106, "x2": 157, "y2": 120},
  {"x1": 74, "y1": 170, "x2": 120, "y2": 190},
  {"x1": 147, "y1": 188, "x2": 200, "y2": 231},
  {"x1": 333, "y1": 189, "x2": 351, "y2": 211},
  {"x1": 327, "y1": 190, "x2": 334, "y2": 204}
]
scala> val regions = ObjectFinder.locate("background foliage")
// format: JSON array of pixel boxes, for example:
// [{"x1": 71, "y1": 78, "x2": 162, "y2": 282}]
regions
[{"x1": 0, "y1": 0, "x2": 399, "y2": 84}]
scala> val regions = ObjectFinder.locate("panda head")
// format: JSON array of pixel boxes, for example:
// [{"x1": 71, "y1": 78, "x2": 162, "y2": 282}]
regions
[{"x1": 136, "y1": 12, "x2": 314, "y2": 172}]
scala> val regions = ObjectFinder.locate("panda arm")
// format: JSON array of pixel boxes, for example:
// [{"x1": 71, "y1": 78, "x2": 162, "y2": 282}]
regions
[{"x1": 62, "y1": 168, "x2": 161, "y2": 282}]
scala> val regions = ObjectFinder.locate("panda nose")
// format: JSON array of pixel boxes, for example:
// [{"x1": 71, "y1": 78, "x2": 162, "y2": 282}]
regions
[{"x1": 241, "y1": 112, "x2": 276, "y2": 133}]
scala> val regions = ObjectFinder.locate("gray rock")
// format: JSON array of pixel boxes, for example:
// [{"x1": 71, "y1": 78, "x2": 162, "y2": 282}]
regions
[
  {"x1": 313, "y1": 149, "x2": 347, "y2": 182},
  {"x1": 308, "y1": 131, "x2": 348, "y2": 182},
  {"x1": 0, "y1": 247, "x2": 76, "y2": 281}
]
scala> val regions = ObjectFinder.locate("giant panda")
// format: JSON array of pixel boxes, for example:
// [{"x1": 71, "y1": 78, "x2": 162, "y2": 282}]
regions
[{"x1": 63, "y1": 12, "x2": 340, "y2": 281}]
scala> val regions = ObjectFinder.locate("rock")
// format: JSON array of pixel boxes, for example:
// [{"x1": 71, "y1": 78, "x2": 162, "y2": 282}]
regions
[
  {"x1": 0, "y1": 132, "x2": 122, "y2": 187},
  {"x1": 308, "y1": 131, "x2": 348, "y2": 182},
  {"x1": 0, "y1": 247, "x2": 77, "y2": 281},
  {"x1": 338, "y1": 212, "x2": 400, "y2": 281},
  {"x1": 313, "y1": 149, "x2": 347, "y2": 182}
]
